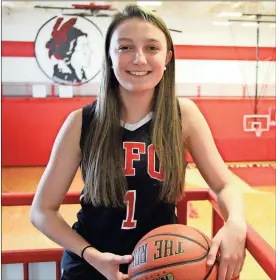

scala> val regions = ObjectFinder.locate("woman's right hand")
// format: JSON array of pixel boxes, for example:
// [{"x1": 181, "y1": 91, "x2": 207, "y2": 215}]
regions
[{"x1": 84, "y1": 248, "x2": 133, "y2": 280}]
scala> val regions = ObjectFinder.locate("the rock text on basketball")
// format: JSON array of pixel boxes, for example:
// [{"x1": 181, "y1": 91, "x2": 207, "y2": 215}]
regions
[
  {"x1": 130, "y1": 243, "x2": 148, "y2": 267},
  {"x1": 154, "y1": 240, "x2": 184, "y2": 260}
]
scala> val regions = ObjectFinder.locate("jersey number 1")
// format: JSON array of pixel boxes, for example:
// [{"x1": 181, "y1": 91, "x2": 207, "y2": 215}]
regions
[{"x1": 122, "y1": 190, "x2": 137, "y2": 229}]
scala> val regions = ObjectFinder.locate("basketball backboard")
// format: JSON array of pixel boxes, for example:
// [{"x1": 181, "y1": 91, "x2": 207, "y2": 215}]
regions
[{"x1": 243, "y1": 114, "x2": 270, "y2": 137}]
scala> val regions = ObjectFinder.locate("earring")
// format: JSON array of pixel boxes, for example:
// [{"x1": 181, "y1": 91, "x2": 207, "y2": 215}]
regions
[{"x1": 164, "y1": 66, "x2": 167, "y2": 71}]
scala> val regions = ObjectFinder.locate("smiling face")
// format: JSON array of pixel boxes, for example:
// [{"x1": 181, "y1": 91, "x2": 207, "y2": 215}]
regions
[{"x1": 109, "y1": 18, "x2": 172, "y2": 94}]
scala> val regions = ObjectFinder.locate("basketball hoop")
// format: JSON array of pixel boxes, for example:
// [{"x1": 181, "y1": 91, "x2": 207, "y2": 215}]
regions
[{"x1": 243, "y1": 114, "x2": 270, "y2": 137}]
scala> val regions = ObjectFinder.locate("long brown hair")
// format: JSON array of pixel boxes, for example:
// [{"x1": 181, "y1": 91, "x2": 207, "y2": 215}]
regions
[{"x1": 81, "y1": 4, "x2": 187, "y2": 207}]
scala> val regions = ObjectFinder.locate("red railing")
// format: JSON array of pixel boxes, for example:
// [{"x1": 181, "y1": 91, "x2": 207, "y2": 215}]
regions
[{"x1": 2, "y1": 189, "x2": 276, "y2": 280}]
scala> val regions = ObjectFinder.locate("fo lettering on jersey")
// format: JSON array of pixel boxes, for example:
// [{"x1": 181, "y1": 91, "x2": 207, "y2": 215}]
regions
[{"x1": 123, "y1": 142, "x2": 164, "y2": 181}]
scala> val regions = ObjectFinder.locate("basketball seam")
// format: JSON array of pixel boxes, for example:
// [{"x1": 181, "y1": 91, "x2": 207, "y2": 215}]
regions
[
  {"x1": 195, "y1": 229, "x2": 218, "y2": 280},
  {"x1": 129, "y1": 250, "x2": 210, "y2": 280},
  {"x1": 193, "y1": 228, "x2": 211, "y2": 251},
  {"x1": 203, "y1": 260, "x2": 219, "y2": 280},
  {"x1": 139, "y1": 233, "x2": 208, "y2": 251}
]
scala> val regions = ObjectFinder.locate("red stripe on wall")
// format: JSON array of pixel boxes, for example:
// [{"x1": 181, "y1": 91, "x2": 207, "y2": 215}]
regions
[
  {"x1": 2, "y1": 41, "x2": 276, "y2": 61},
  {"x1": 2, "y1": 41, "x2": 35, "y2": 57},
  {"x1": 2, "y1": 97, "x2": 275, "y2": 166},
  {"x1": 174, "y1": 45, "x2": 276, "y2": 61}
]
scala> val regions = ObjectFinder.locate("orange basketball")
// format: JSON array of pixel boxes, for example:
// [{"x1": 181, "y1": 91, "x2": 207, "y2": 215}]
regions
[{"x1": 128, "y1": 224, "x2": 218, "y2": 280}]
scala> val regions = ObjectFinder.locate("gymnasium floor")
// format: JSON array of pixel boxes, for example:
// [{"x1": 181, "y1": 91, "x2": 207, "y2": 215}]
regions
[{"x1": 2, "y1": 162, "x2": 275, "y2": 280}]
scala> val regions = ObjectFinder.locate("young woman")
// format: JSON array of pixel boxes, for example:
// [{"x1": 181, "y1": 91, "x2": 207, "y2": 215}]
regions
[{"x1": 31, "y1": 5, "x2": 247, "y2": 280}]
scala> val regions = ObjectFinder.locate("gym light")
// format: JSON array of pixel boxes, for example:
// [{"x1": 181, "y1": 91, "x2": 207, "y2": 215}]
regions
[
  {"x1": 137, "y1": 1, "x2": 162, "y2": 6},
  {"x1": 233, "y1": 2, "x2": 242, "y2": 8},
  {"x1": 242, "y1": 22, "x2": 259, "y2": 27},
  {"x1": 217, "y1": 12, "x2": 242, "y2": 17},
  {"x1": 213, "y1": 21, "x2": 232, "y2": 26}
]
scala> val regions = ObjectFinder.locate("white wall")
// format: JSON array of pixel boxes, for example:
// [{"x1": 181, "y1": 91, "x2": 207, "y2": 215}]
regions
[
  {"x1": 2, "y1": 9, "x2": 275, "y2": 46},
  {"x1": 2, "y1": 8, "x2": 275, "y2": 97}
]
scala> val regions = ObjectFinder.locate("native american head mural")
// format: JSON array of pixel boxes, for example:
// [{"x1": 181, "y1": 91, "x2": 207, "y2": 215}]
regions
[{"x1": 34, "y1": 16, "x2": 103, "y2": 85}]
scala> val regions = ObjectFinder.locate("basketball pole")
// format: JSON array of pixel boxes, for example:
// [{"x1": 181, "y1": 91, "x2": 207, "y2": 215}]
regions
[
  {"x1": 229, "y1": 13, "x2": 276, "y2": 118},
  {"x1": 254, "y1": 15, "x2": 261, "y2": 116}
]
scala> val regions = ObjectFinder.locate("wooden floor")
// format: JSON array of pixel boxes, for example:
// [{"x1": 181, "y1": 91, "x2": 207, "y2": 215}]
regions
[{"x1": 2, "y1": 165, "x2": 275, "y2": 280}]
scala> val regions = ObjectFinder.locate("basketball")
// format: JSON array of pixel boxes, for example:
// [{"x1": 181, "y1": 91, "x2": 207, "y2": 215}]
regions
[{"x1": 128, "y1": 224, "x2": 218, "y2": 280}]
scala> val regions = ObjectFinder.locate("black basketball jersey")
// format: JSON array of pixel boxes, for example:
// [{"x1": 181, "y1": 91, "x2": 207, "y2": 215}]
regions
[{"x1": 61, "y1": 100, "x2": 178, "y2": 279}]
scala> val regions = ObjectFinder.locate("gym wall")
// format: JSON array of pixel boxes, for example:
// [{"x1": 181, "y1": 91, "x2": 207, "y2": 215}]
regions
[{"x1": 2, "y1": 8, "x2": 275, "y2": 166}]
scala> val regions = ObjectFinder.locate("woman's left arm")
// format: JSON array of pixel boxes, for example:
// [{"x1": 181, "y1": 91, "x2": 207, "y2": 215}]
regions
[{"x1": 178, "y1": 98, "x2": 247, "y2": 280}]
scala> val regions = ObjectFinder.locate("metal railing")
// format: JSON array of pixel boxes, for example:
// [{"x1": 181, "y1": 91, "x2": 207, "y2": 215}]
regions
[{"x1": 2, "y1": 189, "x2": 276, "y2": 280}]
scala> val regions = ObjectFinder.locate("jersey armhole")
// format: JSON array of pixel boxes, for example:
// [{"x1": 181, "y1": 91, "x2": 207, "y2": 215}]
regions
[
  {"x1": 176, "y1": 98, "x2": 182, "y2": 124},
  {"x1": 79, "y1": 100, "x2": 97, "y2": 152}
]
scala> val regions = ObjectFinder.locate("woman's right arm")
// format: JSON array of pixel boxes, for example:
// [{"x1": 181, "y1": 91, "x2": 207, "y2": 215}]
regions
[
  {"x1": 30, "y1": 109, "x2": 133, "y2": 279},
  {"x1": 30, "y1": 109, "x2": 98, "y2": 258}
]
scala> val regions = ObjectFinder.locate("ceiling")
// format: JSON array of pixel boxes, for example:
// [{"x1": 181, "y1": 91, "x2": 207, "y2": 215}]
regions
[{"x1": 2, "y1": 1, "x2": 276, "y2": 20}]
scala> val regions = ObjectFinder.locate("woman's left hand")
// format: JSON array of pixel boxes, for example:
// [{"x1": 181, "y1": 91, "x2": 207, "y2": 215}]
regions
[{"x1": 207, "y1": 218, "x2": 247, "y2": 280}]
